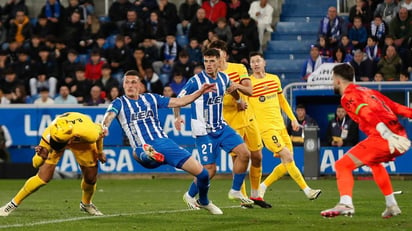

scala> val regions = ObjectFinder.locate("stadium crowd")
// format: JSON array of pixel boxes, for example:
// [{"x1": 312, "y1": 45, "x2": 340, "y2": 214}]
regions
[
  {"x1": 303, "y1": 0, "x2": 412, "y2": 82},
  {"x1": 0, "y1": 0, "x2": 267, "y2": 105}
]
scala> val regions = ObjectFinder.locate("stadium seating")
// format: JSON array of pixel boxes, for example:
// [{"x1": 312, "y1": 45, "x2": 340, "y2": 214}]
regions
[{"x1": 264, "y1": 0, "x2": 333, "y2": 85}]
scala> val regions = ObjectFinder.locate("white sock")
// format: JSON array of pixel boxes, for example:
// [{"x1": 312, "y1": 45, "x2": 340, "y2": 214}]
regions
[
  {"x1": 260, "y1": 183, "x2": 267, "y2": 191},
  {"x1": 251, "y1": 189, "x2": 259, "y2": 198},
  {"x1": 339, "y1": 195, "x2": 353, "y2": 206},
  {"x1": 303, "y1": 187, "x2": 311, "y2": 195},
  {"x1": 384, "y1": 193, "x2": 397, "y2": 207}
]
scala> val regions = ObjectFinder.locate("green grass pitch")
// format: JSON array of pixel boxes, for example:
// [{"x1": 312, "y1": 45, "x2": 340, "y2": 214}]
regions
[{"x1": 0, "y1": 177, "x2": 411, "y2": 231}]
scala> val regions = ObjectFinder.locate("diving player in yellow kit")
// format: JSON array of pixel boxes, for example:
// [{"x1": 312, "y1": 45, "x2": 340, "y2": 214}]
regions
[{"x1": 0, "y1": 112, "x2": 106, "y2": 216}]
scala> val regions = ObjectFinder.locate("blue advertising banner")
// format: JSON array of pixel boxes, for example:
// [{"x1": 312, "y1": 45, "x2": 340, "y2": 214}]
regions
[{"x1": 2, "y1": 106, "x2": 412, "y2": 174}]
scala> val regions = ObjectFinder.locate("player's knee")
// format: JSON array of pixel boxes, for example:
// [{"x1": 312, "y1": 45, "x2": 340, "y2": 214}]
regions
[
  {"x1": 335, "y1": 156, "x2": 355, "y2": 172},
  {"x1": 196, "y1": 168, "x2": 209, "y2": 182}
]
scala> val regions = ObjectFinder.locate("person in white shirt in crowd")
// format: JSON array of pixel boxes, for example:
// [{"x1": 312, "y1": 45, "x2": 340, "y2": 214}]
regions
[
  {"x1": 248, "y1": 0, "x2": 274, "y2": 52},
  {"x1": 33, "y1": 87, "x2": 54, "y2": 105}
]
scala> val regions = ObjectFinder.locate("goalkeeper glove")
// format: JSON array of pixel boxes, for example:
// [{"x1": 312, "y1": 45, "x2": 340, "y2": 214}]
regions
[{"x1": 376, "y1": 122, "x2": 411, "y2": 154}]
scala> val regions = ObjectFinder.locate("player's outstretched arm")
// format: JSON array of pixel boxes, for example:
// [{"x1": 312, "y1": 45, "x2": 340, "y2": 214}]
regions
[
  {"x1": 101, "y1": 111, "x2": 117, "y2": 136},
  {"x1": 173, "y1": 107, "x2": 183, "y2": 131},
  {"x1": 168, "y1": 83, "x2": 216, "y2": 108}
]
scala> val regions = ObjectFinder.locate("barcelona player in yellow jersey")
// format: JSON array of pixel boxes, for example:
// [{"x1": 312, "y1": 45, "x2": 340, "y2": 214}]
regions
[
  {"x1": 248, "y1": 52, "x2": 322, "y2": 200},
  {"x1": 208, "y1": 40, "x2": 271, "y2": 208},
  {"x1": 0, "y1": 112, "x2": 106, "y2": 216}
]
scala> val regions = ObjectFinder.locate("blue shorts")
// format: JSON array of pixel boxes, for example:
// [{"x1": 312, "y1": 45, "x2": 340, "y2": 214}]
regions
[
  {"x1": 135, "y1": 138, "x2": 191, "y2": 169},
  {"x1": 195, "y1": 125, "x2": 244, "y2": 165}
]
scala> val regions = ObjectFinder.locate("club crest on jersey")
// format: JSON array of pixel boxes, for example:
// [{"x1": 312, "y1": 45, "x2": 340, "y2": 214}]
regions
[
  {"x1": 259, "y1": 96, "x2": 266, "y2": 102},
  {"x1": 131, "y1": 109, "x2": 154, "y2": 120}
]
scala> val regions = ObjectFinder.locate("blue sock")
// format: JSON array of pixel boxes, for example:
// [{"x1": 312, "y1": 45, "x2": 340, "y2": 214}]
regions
[
  {"x1": 232, "y1": 172, "x2": 247, "y2": 191},
  {"x1": 196, "y1": 168, "x2": 210, "y2": 205},
  {"x1": 188, "y1": 181, "x2": 198, "y2": 197}
]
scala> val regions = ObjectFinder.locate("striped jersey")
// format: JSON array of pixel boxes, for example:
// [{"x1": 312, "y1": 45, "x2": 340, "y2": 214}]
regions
[
  {"x1": 222, "y1": 62, "x2": 254, "y2": 129},
  {"x1": 178, "y1": 70, "x2": 231, "y2": 136},
  {"x1": 106, "y1": 94, "x2": 170, "y2": 148},
  {"x1": 249, "y1": 73, "x2": 285, "y2": 131}
]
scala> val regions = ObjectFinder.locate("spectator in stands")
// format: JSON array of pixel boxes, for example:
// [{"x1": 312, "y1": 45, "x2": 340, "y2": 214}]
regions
[
  {"x1": 0, "y1": 88, "x2": 11, "y2": 104},
  {"x1": 26, "y1": 35, "x2": 42, "y2": 62},
  {"x1": 188, "y1": 8, "x2": 214, "y2": 45},
  {"x1": 2, "y1": 0, "x2": 29, "y2": 27},
  {"x1": 0, "y1": 21, "x2": 7, "y2": 46},
  {"x1": 228, "y1": 30, "x2": 250, "y2": 66},
  {"x1": 389, "y1": 7, "x2": 412, "y2": 48},
  {"x1": 59, "y1": 49, "x2": 79, "y2": 83},
  {"x1": 141, "y1": 66, "x2": 163, "y2": 94},
  {"x1": 325, "y1": 105, "x2": 359, "y2": 147},
  {"x1": 85, "y1": 50, "x2": 105, "y2": 83},
  {"x1": 5, "y1": 40, "x2": 20, "y2": 63},
  {"x1": 169, "y1": 71, "x2": 187, "y2": 95},
  {"x1": 33, "y1": 87, "x2": 54, "y2": 105},
  {"x1": 202, "y1": 30, "x2": 219, "y2": 48},
  {"x1": 248, "y1": 0, "x2": 273, "y2": 52},
  {"x1": 33, "y1": 16, "x2": 51, "y2": 39},
  {"x1": 172, "y1": 50, "x2": 194, "y2": 79},
  {"x1": 374, "y1": 0, "x2": 398, "y2": 24},
  {"x1": 340, "y1": 35, "x2": 354, "y2": 56},
  {"x1": 84, "y1": 85, "x2": 105, "y2": 106},
  {"x1": 377, "y1": 45, "x2": 402, "y2": 80},
  {"x1": 237, "y1": 13, "x2": 260, "y2": 52},
  {"x1": 107, "y1": 35, "x2": 131, "y2": 81},
  {"x1": 54, "y1": 84, "x2": 78, "y2": 104},
  {"x1": 186, "y1": 38, "x2": 202, "y2": 66},
  {"x1": 30, "y1": 47, "x2": 58, "y2": 97},
  {"x1": 120, "y1": 9, "x2": 145, "y2": 49},
  {"x1": 328, "y1": 46, "x2": 353, "y2": 63},
  {"x1": 144, "y1": 11, "x2": 168, "y2": 48},
  {"x1": 61, "y1": 10, "x2": 84, "y2": 52},
  {"x1": 156, "y1": 0, "x2": 179, "y2": 35},
  {"x1": 78, "y1": 16, "x2": 97, "y2": 53},
  {"x1": 162, "y1": 84, "x2": 175, "y2": 97},
  {"x1": 381, "y1": 34, "x2": 395, "y2": 56},
  {"x1": 71, "y1": 66, "x2": 91, "y2": 103},
  {"x1": 140, "y1": 37, "x2": 160, "y2": 63},
  {"x1": 8, "y1": 9, "x2": 32, "y2": 46},
  {"x1": 214, "y1": 17, "x2": 232, "y2": 44},
  {"x1": 301, "y1": 44, "x2": 324, "y2": 81},
  {"x1": 10, "y1": 84, "x2": 29, "y2": 104},
  {"x1": 177, "y1": 0, "x2": 200, "y2": 39},
  {"x1": 95, "y1": 64, "x2": 119, "y2": 97},
  {"x1": 39, "y1": 0, "x2": 67, "y2": 37},
  {"x1": 226, "y1": 0, "x2": 250, "y2": 30},
  {"x1": 90, "y1": 34, "x2": 107, "y2": 59},
  {"x1": 154, "y1": 34, "x2": 182, "y2": 84},
  {"x1": 54, "y1": 39, "x2": 68, "y2": 67},
  {"x1": 349, "y1": 0, "x2": 372, "y2": 25},
  {"x1": 133, "y1": 0, "x2": 158, "y2": 22},
  {"x1": 126, "y1": 47, "x2": 150, "y2": 78},
  {"x1": 105, "y1": 85, "x2": 122, "y2": 103},
  {"x1": 369, "y1": 15, "x2": 387, "y2": 47},
  {"x1": 0, "y1": 124, "x2": 12, "y2": 163},
  {"x1": 350, "y1": 49, "x2": 375, "y2": 81},
  {"x1": 108, "y1": 0, "x2": 134, "y2": 29},
  {"x1": 348, "y1": 16, "x2": 368, "y2": 50},
  {"x1": 318, "y1": 6, "x2": 347, "y2": 49},
  {"x1": 374, "y1": 71, "x2": 384, "y2": 81},
  {"x1": 364, "y1": 36, "x2": 382, "y2": 64},
  {"x1": 202, "y1": 0, "x2": 227, "y2": 24},
  {"x1": 0, "y1": 50, "x2": 10, "y2": 78},
  {"x1": 318, "y1": 34, "x2": 332, "y2": 61},
  {"x1": 399, "y1": 0, "x2": 412, "y2": 10},
  {"x1": 287, "y1": 104, "x2": 318, "y2": 147},
  {"x1": 0, "y1": 69, "x2": 21, "y2": 97},
  {"x1": 12, "y1": 48, "x2": 34, "y2": 89},
  {"x1": 399, "y1": 71, "x2": 410, "y2": 81}
]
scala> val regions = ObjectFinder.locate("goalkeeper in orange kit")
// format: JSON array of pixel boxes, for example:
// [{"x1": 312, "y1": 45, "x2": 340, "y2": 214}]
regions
[{"x1": 0, "y1": 112, "x2": 106, "y2": 217}]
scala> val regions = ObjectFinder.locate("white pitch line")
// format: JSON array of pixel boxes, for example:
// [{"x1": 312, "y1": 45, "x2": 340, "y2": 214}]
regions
[{"x1": 0, "y1": 205, "x2": 240, "y2": 229}]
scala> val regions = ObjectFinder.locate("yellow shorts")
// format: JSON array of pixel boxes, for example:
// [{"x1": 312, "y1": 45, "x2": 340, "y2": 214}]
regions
[
  {"x1": 39, "y1": 139, "x2": 98, "y2": 167},
  {"x1": 235, "y1": 119, "x2": 263, "y2": 152},
  {"x1": 261, "y1": 128, "x2": 293, "y2": 157}
]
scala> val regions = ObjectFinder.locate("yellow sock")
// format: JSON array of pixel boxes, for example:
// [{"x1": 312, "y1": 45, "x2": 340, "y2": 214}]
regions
[
  {"x1": 285, "y1": 161, "x2": 308, "y2": 190},
  {"x1": 249, "y1": 165, "x2": 262, "y2": 191},
  {"x1": 13, "y1": 175, "x2": 47, "y2": 205},
  {"x1": 263, "y1": 164, "x2": 287, "y2": 187},
  {"x1": 81, "y1": 179, "x2": 96, "y2": 204},
  {"x1": 241, "y1": 181, "x2": 248, "y2": 197}
]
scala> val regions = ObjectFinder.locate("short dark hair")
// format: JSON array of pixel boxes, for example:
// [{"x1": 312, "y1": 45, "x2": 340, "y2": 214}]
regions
[
  {"x1": 203, "y1": 48, "x2": 220, "y2": 58},
  {"x1": 332, "y1": 63, "x2": 354, "y2": 81},
  {"x1": 124, "y1": 70, "x2": 140, "y2": 77},
  {"x1": 208, "y1": 40, "x2": 228, "y2": 53},
  {"x1": 296, "y1": 104, "x2": 306, "y2": 110},
  {"x1": 249, "y1": 51, "x2": 264, "y2": 59}
]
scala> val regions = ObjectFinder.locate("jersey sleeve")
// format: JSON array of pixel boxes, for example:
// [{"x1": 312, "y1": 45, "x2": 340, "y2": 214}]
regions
[
  {"x1": 237, "y1": 64, "x2": 250, "y2": 83},
  {"x1": 376, "y1": 90, "x2": 412, "y2": 119},
  {"x1": 153, "y1": 93, "x2": 171, "y2": 109},
  {"x1": 178, "y1": 77, "x2": 198, "y2": 97},
  {"x1": 107, "y1": 98, "x2": 122, "y2": 115}
]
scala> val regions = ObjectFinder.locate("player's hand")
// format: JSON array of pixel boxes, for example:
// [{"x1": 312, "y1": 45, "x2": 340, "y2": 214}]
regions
[
  {"x1": 237, "y1": 100, "x2": 247, "y2": 111},
  {"x1": 35, "y1": 145, "x2": 49, "y2": 160},
  {"x1": 387, "y1": 134, "x2": 411, "y2": 154},
  {"x1": 97, "y1": 152, "x2": 107, "y2": 164},
  {"x1": 200, "y1": 83, "x2": 216, "y2": 94},
  {"x1": 226, "y1": 82, "x2": 239, "y2": 93},
  {"x1": 174, "y1": 117, "x2": 184, "y2": 131},
  {"x1": 291, "y1": 120, "x2": 300, "y2": 131}
]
